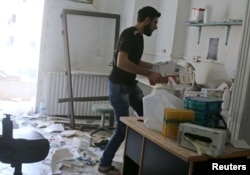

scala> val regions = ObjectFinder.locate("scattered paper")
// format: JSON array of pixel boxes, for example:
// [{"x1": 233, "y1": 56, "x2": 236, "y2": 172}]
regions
[
  {"x1": 61, "y1": 130, "x2": 77, "y2": 137},
  {"x1": 34, "y1": 120, "x2": 51, "y2": 128},
  {"x1": 51, "y1": 148, "x2": 74, "y2": 174},
  {"x1": 52, "y1": 148, "x2": 74, "y2": 163},
  {"x1": 45, "y1": 123, "x2": 64, "y2": 133},
  {"x1": 21, "y1": 114, "x2": 41, "y2": 119},
  {"x1": 61, "y1": 130, "x2": 85, "y2": 138},
  {"x1": 72, "y1": 137, "x2": 85, "y2": 148},
  {"x1": 13, "y1": 120, "x2": 19, "y2": 129}
]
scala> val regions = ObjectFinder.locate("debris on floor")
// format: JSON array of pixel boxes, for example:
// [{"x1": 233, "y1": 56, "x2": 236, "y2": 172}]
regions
[{"x1": 0, "y1": 107, "x2": 123, "y2": 175}]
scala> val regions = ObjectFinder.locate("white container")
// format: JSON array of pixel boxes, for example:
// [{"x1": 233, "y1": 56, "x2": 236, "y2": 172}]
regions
[
  {"x1": 143, "y1": 85, "x2": 185, "y2": 132},
  {"x1": 191, "y1": 8, "x2": 205, "y2": 23}
]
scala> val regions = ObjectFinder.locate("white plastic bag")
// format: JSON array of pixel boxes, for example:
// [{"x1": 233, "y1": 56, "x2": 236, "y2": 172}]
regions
[{"x1": 143, "y1": 86, "x2": 185, "y2": 132}]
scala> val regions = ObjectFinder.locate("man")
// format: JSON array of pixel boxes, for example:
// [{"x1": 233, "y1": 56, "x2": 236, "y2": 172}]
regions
[{"x1": 98, "y1": 6, "x2": 164, "y2": 175}]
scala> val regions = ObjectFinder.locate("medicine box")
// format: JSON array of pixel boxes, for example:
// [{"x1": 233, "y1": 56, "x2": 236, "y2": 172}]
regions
[
  {"x1": 162, "y1": 108, "x2": 195, "y2": 140},
  {"x1": 200, "y1": 88, "x2": 224, "y2": 99},
  {"x1": 184, "y1": 96, "x2": 222, "y2": 128}
]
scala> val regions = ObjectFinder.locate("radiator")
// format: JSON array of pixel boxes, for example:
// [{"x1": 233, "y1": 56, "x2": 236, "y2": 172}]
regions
[{"x1": 43, "y1": 72, "x2": 109, "y2": 116}]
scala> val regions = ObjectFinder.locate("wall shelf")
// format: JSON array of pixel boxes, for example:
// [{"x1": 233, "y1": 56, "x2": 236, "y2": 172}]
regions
[{"x1": 185, "y1": 21, "x2": 242, "y2": 45}]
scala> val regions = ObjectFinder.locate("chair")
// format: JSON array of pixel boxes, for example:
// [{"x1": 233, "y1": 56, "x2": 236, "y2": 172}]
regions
[
  {"x1": 0, "y1": 115, "x2": 50, "y2": 175},
  {"x1": 91, "y1": 103, "x2": 114, "y2": 136}
]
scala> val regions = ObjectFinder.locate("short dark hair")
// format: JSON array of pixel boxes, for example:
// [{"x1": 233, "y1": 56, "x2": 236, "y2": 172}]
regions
[{"x1": 137, "y1": 6, "x2": 161, "y2": 22}]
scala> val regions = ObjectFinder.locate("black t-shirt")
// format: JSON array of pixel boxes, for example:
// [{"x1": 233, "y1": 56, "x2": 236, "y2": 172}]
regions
[{"x1": 109, "y1": 27, "x2": 144, "y2": 85}]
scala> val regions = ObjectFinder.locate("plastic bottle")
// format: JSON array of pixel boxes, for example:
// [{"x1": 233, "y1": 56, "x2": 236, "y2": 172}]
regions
[
  {"x1": 39, "y1": 100, "x2": 46, "y2": 118},
  {"x1": 2, "y1": 114, "x2": 13, "y2": 140}
]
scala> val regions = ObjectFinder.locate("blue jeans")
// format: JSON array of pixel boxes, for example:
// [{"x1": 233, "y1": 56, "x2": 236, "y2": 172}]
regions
[{"x1": 99, "y1": 80, "x2": 144, "y2": 167}]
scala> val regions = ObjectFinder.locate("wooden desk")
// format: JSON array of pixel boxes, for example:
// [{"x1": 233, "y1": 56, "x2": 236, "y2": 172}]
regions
[{"x1": 121, "y1": 117, "x2": 250, "y2": 175}]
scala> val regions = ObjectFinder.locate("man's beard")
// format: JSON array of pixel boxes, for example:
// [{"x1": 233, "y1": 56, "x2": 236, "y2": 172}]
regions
[{"x1": 144, "y1": 24, "x2": 152, "y2": 36}]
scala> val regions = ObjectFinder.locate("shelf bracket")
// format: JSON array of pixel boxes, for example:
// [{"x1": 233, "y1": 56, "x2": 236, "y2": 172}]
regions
[
  {"x1": 197, "y1": 26, "x2": 202, "y2": 44},
  {"x1": 186, "y1": 22, "x2": 242, "y2": 45},
  {"x1": 225, "y1": 25, "x2": 231, "y2": 45}
]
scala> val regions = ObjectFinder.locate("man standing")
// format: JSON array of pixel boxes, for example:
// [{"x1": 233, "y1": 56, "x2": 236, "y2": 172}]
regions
[{"x1": 98, "y1": 6, "x2": 164, "y2": 175}]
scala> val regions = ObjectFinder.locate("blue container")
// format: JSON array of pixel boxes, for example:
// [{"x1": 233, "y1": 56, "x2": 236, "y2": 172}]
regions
[
  {"x1": 184, "y1": 96, "x2": 222, "y2": 111},
  {"x1": 193, "y1": 110, "x2": 221, "y2": 127}
]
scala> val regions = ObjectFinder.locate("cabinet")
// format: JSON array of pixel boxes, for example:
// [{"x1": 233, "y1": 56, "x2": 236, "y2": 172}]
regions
[
  {"x1": 123, "y1": 127, "x2": 190, "y2": 175},
  {"x1": 185, "y1": 21, "x2": 242, "y2": 45}
]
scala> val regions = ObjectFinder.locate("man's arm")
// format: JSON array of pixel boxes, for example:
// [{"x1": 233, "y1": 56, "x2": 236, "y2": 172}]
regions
[
  {"x1": 139, "y1": 60, "x2": 153, "y2": 69},
  {"x1": 117, "y1": 51, "x2": 164, "y2": 83}
]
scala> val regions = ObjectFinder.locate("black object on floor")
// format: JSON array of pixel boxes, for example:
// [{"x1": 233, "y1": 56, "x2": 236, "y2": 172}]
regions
[
  {"x1": 94, "y1": 139, "x2": 109, "y2": 150},
  {"x1": 0, "y1": 114, "x2": 50, "y2": 175}
]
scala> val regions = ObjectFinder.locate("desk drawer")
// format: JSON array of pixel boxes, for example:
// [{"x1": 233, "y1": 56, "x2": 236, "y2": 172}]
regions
[
  {"x1": 140, "y1": 139, "x2": 189, "y2": 175},
  {"x1": 125, "y1": 128, "x2": 143, "y2": 164}
]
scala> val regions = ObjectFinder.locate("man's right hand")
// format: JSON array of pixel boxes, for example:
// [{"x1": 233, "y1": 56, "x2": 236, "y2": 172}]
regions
[{"x1": 147, "y1": 71, "x2": 167, "y2": 85}]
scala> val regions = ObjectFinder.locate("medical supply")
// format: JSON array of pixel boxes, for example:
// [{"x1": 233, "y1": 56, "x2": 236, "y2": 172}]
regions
[
  {"x1": 184, "y1": 96, "x2": 223, "y2": 127},
  {"x1": 162, "y1": 108, "x2": 195, "y2": 140},
  {"x1": 190, "y1": 8, "x2": 205, "y2": 23},
  {"x1": 152, "y1": 61, "x2": 181, "y2": 75},
  {"x1": 178, "y1": 123, "x2": 227, "y2": 157},
  {"x1": 200, "y1": 88, "x2": 224, "y2": 99}
]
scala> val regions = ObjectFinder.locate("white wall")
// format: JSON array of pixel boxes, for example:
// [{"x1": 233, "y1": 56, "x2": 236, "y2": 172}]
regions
[
  {"x1": 185, "y1": 0, "x2": 244, "y2": 55},
  {"x1": 123, "y1": 0, "x2": 189, "y2": 63},
  {"x1": 122, "y1": 0, "x2": 135, "y2": 30},
  {"x1": 37, "y1": 0, "x2": 246, "y2": 106},
  {"x1": 37, "y1": 0, "x2": 125, "y2": 108},
  {"x1": 39, "y1": 0, "x2": 124, "y2": 73},
  {"x1": 155, "y1": 0, "x2": 180, "y2": 62},
  {"x1": 155, "y1": 0, "x2": 191, "y2": 62},
  {"x1": 123, "y1": 0, "x2": 161, "y2": 63},
  {"x1": 183, "y1": 0, "x2": 245, "y2": 83}
]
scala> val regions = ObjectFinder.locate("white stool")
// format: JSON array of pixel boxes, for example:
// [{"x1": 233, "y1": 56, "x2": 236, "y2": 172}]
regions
[{"x1": 91, "y1": 103, "x2": 114, "y2": 136}]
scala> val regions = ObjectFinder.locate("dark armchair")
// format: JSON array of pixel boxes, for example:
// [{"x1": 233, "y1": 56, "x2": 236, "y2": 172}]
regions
[{"x1": 0, "y1": 114, "x2": 50, "y2": 175}]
